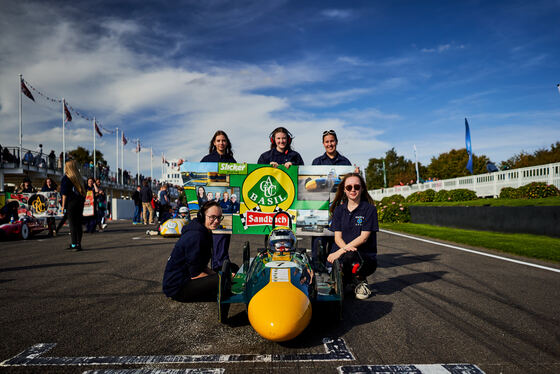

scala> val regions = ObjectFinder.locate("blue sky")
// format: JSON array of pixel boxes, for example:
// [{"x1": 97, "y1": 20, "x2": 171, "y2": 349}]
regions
[{"x1": 1, "y1": 0, "x2": 559, "y2": 178}]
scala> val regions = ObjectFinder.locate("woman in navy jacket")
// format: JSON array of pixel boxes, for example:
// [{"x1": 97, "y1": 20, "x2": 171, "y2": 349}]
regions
[
  {"x1": 162, "y1": 201, "x2": 224, "y2": 301},
  {"x1": 327, "y1": 173, "x2": 378, "y2": 300},
  {"x1": 257, "y1": 127, "x2": 304, "y2": 168},
  {"x1": 200, "y1": 130, "x2": 236, "y2": 272}
]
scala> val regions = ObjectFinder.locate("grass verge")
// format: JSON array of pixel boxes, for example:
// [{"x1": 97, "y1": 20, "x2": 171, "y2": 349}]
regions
[
  {"x1": 380, "y1": 223, "x2": 560, "y2": 263},
  {"x1": 408, "y1": 196, "x2": 560, "y2": 207}
]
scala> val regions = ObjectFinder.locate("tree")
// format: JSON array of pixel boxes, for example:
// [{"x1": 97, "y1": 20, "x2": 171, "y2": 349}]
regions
[
  {"x1": 365, "y1": 148, "x2": 427, "y2": 189},
  {"x1": 426, "y1": 148, "x2": 489, "y2": 179},
  {"x1": 500, "y1": 142, "x2": 560, "y2": 169},
  {"x1": 68, "y1": 146, "x2": 106, "y2": 166}
]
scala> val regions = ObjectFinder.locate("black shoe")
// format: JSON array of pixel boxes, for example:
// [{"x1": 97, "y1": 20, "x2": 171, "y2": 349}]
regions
[{"x1": 73, "y1": 245, "x2": 82, "y2": 252}]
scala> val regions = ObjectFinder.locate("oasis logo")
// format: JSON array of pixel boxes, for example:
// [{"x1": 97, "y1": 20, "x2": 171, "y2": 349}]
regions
[
  {"x1": 242, "y1": 167, "x2": 295, "y2": 212},
  {"x1": 218, "y1": 162, "x2": 247, "y2": 174}
]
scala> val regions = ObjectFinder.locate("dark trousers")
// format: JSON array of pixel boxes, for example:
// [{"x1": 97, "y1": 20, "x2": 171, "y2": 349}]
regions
[
  {"x1": 211, "y1": 234, "x2": 231, "y2": 271},
  {"x1": 339, "y1": 251, "x2": 377, "y2": 285},
  {"x1": 172, "y1": 274, "x2": 219, "y2": 302},
  {"x1": 311, "y1": 236, "x2": 334, "y2": 263},
  {"x1": 67, "y1": 198, "x2": 84, "y2": 246}
]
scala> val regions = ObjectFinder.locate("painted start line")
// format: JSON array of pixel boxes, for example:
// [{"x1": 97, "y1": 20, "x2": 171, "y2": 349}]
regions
[{"x1": 1, "y1": 338, "x2": 485, "y2": 373}]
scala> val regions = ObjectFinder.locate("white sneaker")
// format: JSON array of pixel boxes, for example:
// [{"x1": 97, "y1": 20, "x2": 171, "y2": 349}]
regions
[
  {"x1": 354, "y1": 281, "x2": 371, "y2": 300},
  {"x1": 102, "y1": 223, "x2": 107, "y2": 229}
]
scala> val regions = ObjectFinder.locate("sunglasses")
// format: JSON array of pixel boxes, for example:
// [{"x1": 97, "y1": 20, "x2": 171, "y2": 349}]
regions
[
  {"x1": 345, "y1": 184, "x2": 361, "y2": 192},
  {"x1": 322, "y1": 129, "x2": 337, "y2": 136},
  {"x1": 207, "y1": 215, "x2": 224, "y2": 222}
]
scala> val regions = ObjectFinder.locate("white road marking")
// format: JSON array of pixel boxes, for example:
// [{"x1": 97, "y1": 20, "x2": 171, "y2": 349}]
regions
[
  {"x1": 0, "y1": 338, "x2": 354, "y2": 367},
  {"x1": 83, "y1": 369, "x2": 223, "y2": 374},
  {"x1": 339, "y1": 363, "x2": 485, "y2": 373},
  {"x1": 380, "y1": 229, "x2": 560, "y2": 273}
]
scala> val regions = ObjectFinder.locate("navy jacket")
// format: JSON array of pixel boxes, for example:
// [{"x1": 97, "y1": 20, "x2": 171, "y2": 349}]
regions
[
  {"x1": 312, "y1": 152, "x2": 351, "y2": 166},
  {"x1": 257, "y1": 149, "x2": 304, "y2": 166},
  {"x1": 200, "y1": 152, "x2": 236, "y2": 163},
  {"x1": 140, "y1": 186, "x2": 152, "y2": 203},
  {"x1": 162, "y1": 218, "x2": 213, "y2": 298},
  {"x1": 330, "y1": 200, "x2": 379, "y2": 261}
]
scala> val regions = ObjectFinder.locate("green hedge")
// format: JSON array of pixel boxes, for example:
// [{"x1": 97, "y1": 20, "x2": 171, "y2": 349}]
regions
[
  {"x1": 405, "y1": 189, "x2": 436, "y2": 203},
  {"x1": 434, "y1": 189, "x2": 451, "y2": 202},
  {"x1": 448, "y1": 189, "x2": 478, "y2": 201},
  {"x1": 381, "y1": 194, "x2": 405, "y2": 205},
  {"x1": 376, "y1": 201, "x2": 410, "y2": 223}
]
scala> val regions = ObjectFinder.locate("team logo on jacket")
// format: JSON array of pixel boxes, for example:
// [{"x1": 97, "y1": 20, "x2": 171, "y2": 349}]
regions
[
  {"x1": 242, "y1": 167, "x2": 295, "y2": 212},
  {"x1": 355, "y1": 216, "x2": 364, "y2": 226}
]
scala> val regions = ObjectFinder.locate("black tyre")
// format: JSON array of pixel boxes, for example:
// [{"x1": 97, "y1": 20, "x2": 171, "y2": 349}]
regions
[
  {"x1": 218, "y1": 259, "x2": 232, "y2": 323},
  {"x1": 332, "y1": 259, "x2": 343, "y2": 321},
  {"x1": 243, "y1": 241, "x2": 250, "y2": 273},
  {"x1": 20, "y1": 223, "x2": 30, "y2": 240}
]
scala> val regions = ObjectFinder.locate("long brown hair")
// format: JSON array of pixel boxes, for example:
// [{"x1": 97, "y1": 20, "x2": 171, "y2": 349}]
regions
[
  {"x1": 208, "y1": 130, "x2": 233, "y2": 157},
  {"x1": 329, "y1": 173, "x2": 373, "y2": 215},
  {"x1": 269, "y1": 126, "x2": 293, "y2": 150},
  {"x1": 65, "y1": 160, "x2": 86, "y2": 197}
]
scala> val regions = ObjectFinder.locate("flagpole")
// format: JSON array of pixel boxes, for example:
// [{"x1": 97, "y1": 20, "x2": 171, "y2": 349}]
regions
[
  {"x1": 150, "y1": 147, "x2": 153, "y2": 182},
  {"x1": 414, "y1": 144, "x2": 420, "y2": 184},
  {"x1": 62, "y1": 98, "x2": 66, "y2": 174},
  {"x1": 136, "y1": 139, "x2": 140, "y2": 186},
  {"x1": 18, "y1": 74, "x2": 23, "y2": 163},
  {"x1": 93, "y1": 117, "x2": 96, "y2": 180},
  {"x1": 115, "y1": 127, "x2": 119, "y2": 184},
  {"x1": 121, "y1": 134, "x2": 124, "y2": 186}
]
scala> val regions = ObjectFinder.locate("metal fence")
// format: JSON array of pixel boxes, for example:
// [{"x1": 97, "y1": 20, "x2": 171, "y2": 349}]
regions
[{"x1": 368, "y1": 162, "x2": 560, "y2": 200}]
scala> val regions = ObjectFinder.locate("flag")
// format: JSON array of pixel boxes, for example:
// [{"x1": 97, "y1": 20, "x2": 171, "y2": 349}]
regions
[
  {"x1": 94, "y1": 121, "x2": 103, "y2": 137},
  {"x1": 136, "y1": 140, "x2": 141, "y2": 153},
  {"x1": 122, "y1": 132, "x2": 128, "y2": 145},
  {"x1": 64, "y1": 102, "x2": 72, "y2": 122},
  {"x1": 465, "y1": 118, "x2": 473, "y2": 174},
  {"x1": 21, "y1": 80, "x2": 35, "y2": 102}
]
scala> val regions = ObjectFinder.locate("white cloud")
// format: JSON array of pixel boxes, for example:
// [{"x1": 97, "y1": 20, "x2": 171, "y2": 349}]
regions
[{"x1": 321, "y1": 9, "x2": 354, "y2": 20}]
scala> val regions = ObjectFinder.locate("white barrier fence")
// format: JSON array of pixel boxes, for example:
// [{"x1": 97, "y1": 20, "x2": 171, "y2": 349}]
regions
[{"x1": 368, "y1": 162, "x2": 560, "y2": 200}]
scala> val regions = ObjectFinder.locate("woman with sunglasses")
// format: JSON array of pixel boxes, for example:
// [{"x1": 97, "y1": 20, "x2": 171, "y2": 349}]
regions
[
  {"x1": 162, "y1": 201, "x2": 224, "y2": 302},
  {"x1": 257, "y1": 126, "x2": 304, "y2": 168},
  {"x1": 200, "y1": 130, "x2": 236, "y2": 272},
  {"x1": 327, "y1": 173, "x2": 378, "y2": 299}
]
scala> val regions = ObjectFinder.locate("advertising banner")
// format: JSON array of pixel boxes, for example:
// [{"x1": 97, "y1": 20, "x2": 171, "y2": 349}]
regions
[
  {"x1": 180, "y1": 163, "x2": 355, "y2": 235},
  {"x1": 3, "y1": 192, "x2": 63, "y2": 218}
]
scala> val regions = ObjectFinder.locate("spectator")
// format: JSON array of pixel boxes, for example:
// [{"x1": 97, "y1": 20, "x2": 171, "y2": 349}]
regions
[
  {"x1": 85, "y1": 177, "x2": 99, "y2": 233},
  {"x1": 58, "y1": 152, "x2": 63, "y2": 169},
  {"x1": 140, "y1": 180, "x2": 154, "y2": 225},
  {"x1": 220, "y1": 191, "x2": 233, "y2": 213},
  {"x1": 41, "y1": 177, "x2": 57, "y2": 192},
  {"x1": 158, "y1": 184, "x2": 170, "y2": 222},
  {"x1": 2, "y1": 147, "x2": 17, "y2": 163},
  {"x1": 132, "y1": 186, "x2": 142, "y2": 224},
  {"x1": 96, "y1": 188, "x2": 108, "y2": 231},
  {"x1": 48, "y1": 150, "x2": 56, "y2": 169},
  {"x1": 0, "y1": 201, "x2": 20, "y2": 225},
  {"x1": 61, "y1": 160, "x2": 86, "y2": 251},
  {"x1": 18, "y1": 178, "x2": 35, "y2": 193},
  {"x1": 23, "y1": 150, "x2": 34, "y2": 165}
]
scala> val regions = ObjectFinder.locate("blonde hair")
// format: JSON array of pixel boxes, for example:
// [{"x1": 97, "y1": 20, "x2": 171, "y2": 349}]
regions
[{"x1": 65, "y1": 160, "x2": 86, "y2": 197}]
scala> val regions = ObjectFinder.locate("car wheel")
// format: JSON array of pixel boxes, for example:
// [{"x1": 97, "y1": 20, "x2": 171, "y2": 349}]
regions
[
  {"x1": 218, "y1": 259, "x2": 232, "y2": 323},
  {"x1": 243, "y1": 241, "x2": 250, "y2": 273},
  {"x1": 21, "y1": 223, "x2": 30, "y2": 240}
]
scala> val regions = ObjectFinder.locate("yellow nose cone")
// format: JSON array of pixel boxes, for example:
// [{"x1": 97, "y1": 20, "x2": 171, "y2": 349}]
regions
[
  {"x1": 305, "y1": 180, "x2": 318, "y2": 191},
  {"x1": 248, "y1": 282, "x2": 312, "y2": 342}
]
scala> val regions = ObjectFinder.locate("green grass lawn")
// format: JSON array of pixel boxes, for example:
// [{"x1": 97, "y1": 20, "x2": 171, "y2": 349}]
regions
[
  {"x1": 408, "y1": 196, "x2": 560, "y2": 207},
  {"x1": 380, "y1": 223, "x2": 560, "y2": 263}
]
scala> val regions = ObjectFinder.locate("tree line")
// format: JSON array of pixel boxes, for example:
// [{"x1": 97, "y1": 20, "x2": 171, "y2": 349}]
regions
[{"x1": 365, "y1": 141, "x2": 560, "y2": 189}]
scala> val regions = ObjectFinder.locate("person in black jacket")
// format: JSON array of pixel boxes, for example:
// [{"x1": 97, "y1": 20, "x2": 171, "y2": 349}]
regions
[
  {"x1": 140, "y1": 180, "x2": 154, "y2": 225},
  {"x1": 60, "y1": 160, "x2": 86, "y2": 251},
  {"x1": 162, "y1": 201, "x2": 224, "y2": 302},
  {"x1": 257, "y1": 126, "x2": 304, "y2": 168},
  {"x1": 132, "y1": 186, "x2": 142, "y2": 224}
]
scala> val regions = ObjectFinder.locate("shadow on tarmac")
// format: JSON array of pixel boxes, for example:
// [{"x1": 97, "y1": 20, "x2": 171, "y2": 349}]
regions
[
  {"x1": 0, "y1": 261, "x2": 107, "y2": 273},
  {"x1": 377, "y1": 252, "x2": 440, "y2": 268},
  {"x1": 374, "y1": 271, "x2": 448, "y2": 296}
]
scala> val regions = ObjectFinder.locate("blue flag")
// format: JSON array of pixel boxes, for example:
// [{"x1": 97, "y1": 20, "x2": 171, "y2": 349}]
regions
[{"x1": 465, "y1": 118, "x2": 473, "y2": 174}]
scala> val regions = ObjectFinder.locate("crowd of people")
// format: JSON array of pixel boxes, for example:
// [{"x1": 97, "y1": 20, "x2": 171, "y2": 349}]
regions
[{"x1": 162, "y1": 127, "x2": 378, "y2": 303}]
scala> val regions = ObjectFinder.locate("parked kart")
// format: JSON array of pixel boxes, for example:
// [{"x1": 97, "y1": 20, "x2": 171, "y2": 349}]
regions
[
  {"x1": 0, "y1": 209, "x2": 46, "y2": 240},
  {"x1": 217, "y1": 211, "x2": 343, "y2": 342},
  {"x1": 158, "y1": 217, "x2": 189, "y2": 237}
]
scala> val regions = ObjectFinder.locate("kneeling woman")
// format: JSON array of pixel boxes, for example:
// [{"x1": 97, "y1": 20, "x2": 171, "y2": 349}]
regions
[
  {"x1": 162, "y1": 201, "x2": 224, "y2": 302},
  {"x1": 327, "y1": 173, "x2": 378, "y2": 299}
]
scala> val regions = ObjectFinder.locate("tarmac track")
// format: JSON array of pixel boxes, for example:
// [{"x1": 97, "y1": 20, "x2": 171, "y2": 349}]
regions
[{"x1": 0, "y1": 220, "x2": 559, "y2": 374}]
